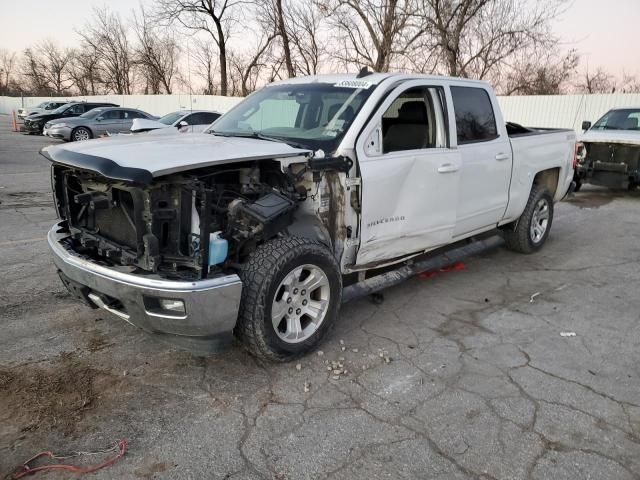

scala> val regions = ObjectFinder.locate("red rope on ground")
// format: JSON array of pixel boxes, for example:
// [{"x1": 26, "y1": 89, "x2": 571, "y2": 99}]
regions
[{"x1": 10, "y1": 439, "x2": 128, "y2": 479}]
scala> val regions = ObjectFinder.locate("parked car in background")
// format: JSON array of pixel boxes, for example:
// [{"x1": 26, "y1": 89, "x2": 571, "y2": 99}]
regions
[
  {"x1": 23, "y1": 102, "x2": 119, "y2": 135},
  {"x1": 131, "y1": 110, "x2": 221, "y2": 134},
  {"x1": 17, "y1": 100, "x2": 70, "y2": 119},
  {"x1": 44, "y1": 107, "x2": 156, "y2": 142},
  {"x1": 43, "y1": 73, "x2": 576, "y2": 360},
  {"x1": 576, "y1": 107, "x2": 640, "y2": 190}
]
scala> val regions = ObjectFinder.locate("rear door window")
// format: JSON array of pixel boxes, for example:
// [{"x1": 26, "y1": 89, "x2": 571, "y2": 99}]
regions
[{"x1": 451, "y1": 86, "x2": 498, "y2": 144}]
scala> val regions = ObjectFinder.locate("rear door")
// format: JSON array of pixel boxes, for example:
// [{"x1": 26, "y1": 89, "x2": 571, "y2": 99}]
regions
[
  {"x1": 449, "y1": 85, "x2": 512, "y2": 237},
  {"x1": 355, "y1": 80, "x2": 460, "y2": 265},
  {"x1": 95, "y1": 109, "x2": 123, "y2": 135}
]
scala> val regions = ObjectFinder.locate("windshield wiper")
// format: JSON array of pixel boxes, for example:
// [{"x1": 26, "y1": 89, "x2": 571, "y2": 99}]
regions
[{"x1": 209, "y1": 130, "x2": 308, "y2": 150}]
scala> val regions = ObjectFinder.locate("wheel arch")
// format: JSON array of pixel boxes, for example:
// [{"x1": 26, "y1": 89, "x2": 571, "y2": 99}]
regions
[
  {"x1": 532, "y1": 167, "x2": 560, "y2": 198},
  {"x1": 285, "y1": 213, "x2": 333, "y2": 252}
]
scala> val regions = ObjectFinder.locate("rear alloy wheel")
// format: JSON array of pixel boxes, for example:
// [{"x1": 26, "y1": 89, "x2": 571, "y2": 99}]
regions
[
  {"x1": 503, "y1": 184, "x2": 554, "y2": 254},
  {"x1": 72, "y1": 127, "x2": 92, "y2": 142},
  {"x1": 235, "y1": 236, "x2": 342, "y2": 361}
]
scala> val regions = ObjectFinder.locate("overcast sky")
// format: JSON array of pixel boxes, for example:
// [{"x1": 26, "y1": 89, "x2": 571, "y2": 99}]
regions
[{"x1": 2, "y1": 0, "x2": 639, "y2": 77}]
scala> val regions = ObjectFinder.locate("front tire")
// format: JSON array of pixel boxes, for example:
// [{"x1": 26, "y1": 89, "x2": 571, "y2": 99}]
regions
[
  {"x1": 235, "y1": 237, "x2": 342, "y2": 362},
  {"x1": 503, "y1": 184, "x2": 554, "y2": 254},
  {"x1": 71, "y1": 127, "x2": 92, "y2": 142}
]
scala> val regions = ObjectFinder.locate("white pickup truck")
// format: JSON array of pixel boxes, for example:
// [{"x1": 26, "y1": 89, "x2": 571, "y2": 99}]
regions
[{"x1": 43, "y1": 73, "x2": 576, "y2": 360}]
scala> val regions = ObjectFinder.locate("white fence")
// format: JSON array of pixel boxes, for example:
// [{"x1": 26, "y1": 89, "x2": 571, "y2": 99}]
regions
[
  {"x1": 498, "y1": 93, "x2": 640, "y2": 131},
  {"x1": 0, "y1": 94, "x2": 243, "y2": 117},
  {"x1": 3, "y1": 92, "x2": 640, "y2": 131}
]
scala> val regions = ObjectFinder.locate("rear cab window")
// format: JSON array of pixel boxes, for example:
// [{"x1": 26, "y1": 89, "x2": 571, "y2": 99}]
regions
[{"x1": 450, "y1": 86, "x2": 498, "y2": 144}]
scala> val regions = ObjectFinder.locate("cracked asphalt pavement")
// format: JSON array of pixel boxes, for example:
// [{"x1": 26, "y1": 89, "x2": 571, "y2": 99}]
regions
[{"x1": 1, "y1": 115, "x2": 639, "y2": 479}]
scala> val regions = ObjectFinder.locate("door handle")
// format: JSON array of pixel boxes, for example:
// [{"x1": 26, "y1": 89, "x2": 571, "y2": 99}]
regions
[
  {"x1": 437, "y1": 163, "x2": 459, "y2": 173},
  {"x1": 495, "y1": 152, "x2": 510, "y2": 161}
]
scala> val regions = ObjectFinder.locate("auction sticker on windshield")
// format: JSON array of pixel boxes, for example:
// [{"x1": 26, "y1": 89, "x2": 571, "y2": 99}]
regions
[{"x1": 334, "y1": 80, "x2": 374, "y2": 89}]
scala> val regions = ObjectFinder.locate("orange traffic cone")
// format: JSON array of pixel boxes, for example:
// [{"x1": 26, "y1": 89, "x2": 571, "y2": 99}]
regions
[{"x1": 12, "y1": 110, "x2": 18, "y2": 132}]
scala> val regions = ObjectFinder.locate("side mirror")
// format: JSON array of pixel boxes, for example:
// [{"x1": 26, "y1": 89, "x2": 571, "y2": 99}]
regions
[
  {"x1": 96, "y1": 116, "x2": 103, "y2": 122},
  {"x1": 581, "y1": 121, "x2": 591, "y2": 131},
  {"x1": 178, "y1": 120, "x2": 189, "y2": 128}
]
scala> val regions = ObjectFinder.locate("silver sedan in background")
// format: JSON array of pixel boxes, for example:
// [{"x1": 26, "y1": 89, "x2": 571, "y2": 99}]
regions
[{"x1": 44, "y1": 107, "x2": 156, "y2": 142}]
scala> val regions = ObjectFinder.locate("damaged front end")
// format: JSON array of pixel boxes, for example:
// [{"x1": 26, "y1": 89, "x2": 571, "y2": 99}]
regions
[
  {"x1": 576, "y1": 141, "x2": 640, "y2": 189},
  {"x1": 50, "y1": 160, "x2": 308, "y2": 281}
]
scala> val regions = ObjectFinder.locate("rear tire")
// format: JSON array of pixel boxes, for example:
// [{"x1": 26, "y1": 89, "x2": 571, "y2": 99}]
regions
[
  {"x1": 235, "y1": 236, "x2": 342, "y2": 362},
  {"x1": 503, "y1": 184, "x2": 554, "y2": 254},
  {"x1": 71, "y1": 127, "x2": 92, "y2": 142}
]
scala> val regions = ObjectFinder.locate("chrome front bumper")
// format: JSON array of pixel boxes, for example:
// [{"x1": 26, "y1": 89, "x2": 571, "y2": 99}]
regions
[
  {"x1": 48, "y1": 223, "x2": 243, "y2": 353},
  {"x1": 45, "y1": 126, "x2": 71, "y2": 140}
]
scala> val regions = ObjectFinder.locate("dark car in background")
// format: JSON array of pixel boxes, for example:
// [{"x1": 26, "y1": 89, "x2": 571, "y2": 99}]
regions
[
  {"x1": 44, "y1": 107, "x2": 156, "y2": 141},
  {"x1": 22, "y1": 102, "x2": 119, "y2": 135},
  {"x1": 17, "y1": 100, "x2": 70, "y2": 120}
]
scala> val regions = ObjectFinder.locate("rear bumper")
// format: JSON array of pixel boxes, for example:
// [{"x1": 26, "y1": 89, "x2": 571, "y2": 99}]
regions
[{"x1": 48, "y1": 223, "x2": 243, "y2": 353}]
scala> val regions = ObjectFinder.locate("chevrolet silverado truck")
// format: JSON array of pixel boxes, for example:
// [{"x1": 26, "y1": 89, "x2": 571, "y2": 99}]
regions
[
  {"x1": 43, "y1": 73, "x2": 576, "y2": 361},
  {"x1": 575, "y1": 107, "x2": 640, "y2": 190}
]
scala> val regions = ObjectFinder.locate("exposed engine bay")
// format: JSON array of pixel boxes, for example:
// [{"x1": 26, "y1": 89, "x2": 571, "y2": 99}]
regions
[
  {"x1": 51, "y1": 157, "x2": 350, "y2": 280},
  {"x1": 576, "y1": 141, "x2": 640, "y2": 189}
]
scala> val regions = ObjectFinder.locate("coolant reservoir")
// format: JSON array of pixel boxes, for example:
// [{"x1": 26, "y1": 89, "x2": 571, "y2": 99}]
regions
[{"x1": 208, "y1": 231, "x2": 228, "y2": 266}]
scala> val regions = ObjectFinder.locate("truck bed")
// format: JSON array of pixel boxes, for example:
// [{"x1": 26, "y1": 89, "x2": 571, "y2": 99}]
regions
[{"x1": 506, "y1": 122, "x2": 573, "y2": 138}]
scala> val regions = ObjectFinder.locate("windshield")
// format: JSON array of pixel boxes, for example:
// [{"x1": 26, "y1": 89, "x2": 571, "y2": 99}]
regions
[
  {"x1": 80, "y1": 108, "x2": 104, "y2": 119},
  {"x1": 592, "y1": 109, "x2": 640, "y2": 131},
  {"x1": 158, "y1": 111, "x2": 185, "y2": 125},
  {"x1": 51, "y1": 104, "x2": 72, "y2": 114},
  {"x1": 208, "y1": 82, "x2": 375, "y2": 151},
  {"x1": 36, "y1": 102, "x2": 48, "y2": 108}
]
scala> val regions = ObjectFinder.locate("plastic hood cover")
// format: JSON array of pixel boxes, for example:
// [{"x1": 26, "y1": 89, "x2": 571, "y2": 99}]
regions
[
  {"x1": 41, "y1": 133, "x2": 311, "y2": 184},
  {"x1": 580, "y1": 130, "x2": 640, "y2": 146},
  {"x1": 130, "y1": 118, "x2": 170, "y2": 132}
]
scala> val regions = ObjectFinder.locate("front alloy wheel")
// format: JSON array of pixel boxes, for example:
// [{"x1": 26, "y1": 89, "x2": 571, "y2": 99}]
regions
[
  {"x1": 271, "y1": 264, "x2": 331, "y2": 343},
  {"x1": 235, "y1": 236, "x2": 342, "y2": 361},
  {"x1": 72, "y1": 127, "x2": 91, "y2": 142}
]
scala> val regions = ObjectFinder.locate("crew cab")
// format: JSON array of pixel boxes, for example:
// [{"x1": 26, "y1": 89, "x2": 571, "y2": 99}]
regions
[
  {"x1": 575, "y1": 107, "x2": 640, "y2": 190},
  {"x1": 43, "y1": 73, "x2": 576, "y2": 360}
]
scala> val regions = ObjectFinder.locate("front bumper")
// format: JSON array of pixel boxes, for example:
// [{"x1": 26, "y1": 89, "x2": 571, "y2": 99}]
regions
[
  {"x1": 45, "y1": 125, "x2": 71, "y2": 140},
  {"x1": 48, "y1": 223, "x2": 243, "y2": 353},
  {"x1": 22, "y1": 121, "x2": 43, "y2": 133}
]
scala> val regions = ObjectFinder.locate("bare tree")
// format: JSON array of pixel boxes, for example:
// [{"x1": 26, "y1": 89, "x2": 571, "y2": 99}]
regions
[
  {"x1": 0, "y1": 49, "x2": 17, "y2": 95},
  {"x1": 21, "y1": 41, "x2": 73, "y2": 95},
  {"x1": 322, "y1": 0, "x2": 427, "y2": 72},
  {"x1": 286, "y1": 2, "x2": 326, "y2": 76},
  {"x1": 133, "y1": 6, "x2": 180, "y2": 94},
  {"x1": 67, "y1": 47, "x2": 103, "y2": 95},
  {"x1": 421, "y1": 0, "x2": 568, "y2": 79},
  {"x1": 500, "y1": 49, "x2": 579, "y2": 95},
  {"x1": 78, "y1": 7, "x2": 135, "y2": 94},
  {"x1": 155, "y1": 0, "x2": 245, "y2": 96},
  {"x1": 191, "y1": 38, "x2": 219, "y2": 94},
  {"x1": 618, "y1": 72, "x2": 640, "y2": 94},
  {"x1": 229, "y1": 32, "x2": 277, "y2": 95},
  {"x1": 577, "y1": 66, "x2": 615, "y2": 94}
]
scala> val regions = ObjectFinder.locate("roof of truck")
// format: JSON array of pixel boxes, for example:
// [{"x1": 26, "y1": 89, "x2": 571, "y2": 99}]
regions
[{"x1": 270, "y1": 72, "x2": 492, "y2": 88}]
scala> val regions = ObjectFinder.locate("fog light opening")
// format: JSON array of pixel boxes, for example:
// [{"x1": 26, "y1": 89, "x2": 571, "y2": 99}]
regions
[{"x1": 159, "y1": 298, "x2": 185, "y2": 313}]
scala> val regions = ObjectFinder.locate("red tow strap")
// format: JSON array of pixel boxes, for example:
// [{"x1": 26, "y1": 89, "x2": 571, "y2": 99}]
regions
[{"x1": 10, "y1": 439, "x2": 128, "y2": 479}]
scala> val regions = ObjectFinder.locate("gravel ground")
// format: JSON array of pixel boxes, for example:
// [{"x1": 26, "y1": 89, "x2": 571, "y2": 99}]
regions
[{"x1": 1, "y1": 115, "x2": 639, "y2": 479}]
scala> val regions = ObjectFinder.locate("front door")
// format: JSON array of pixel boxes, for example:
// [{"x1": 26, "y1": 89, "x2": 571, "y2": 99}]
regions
[{"x1": 355, "y1": 81, "x2": 460, "y2": 266}]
